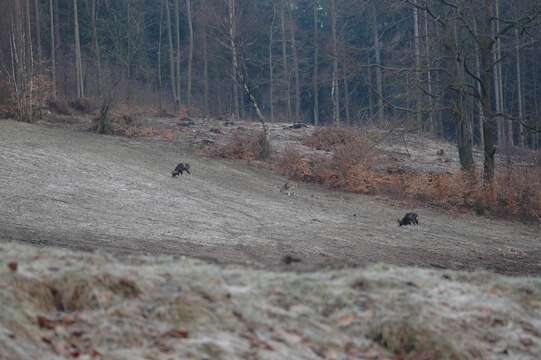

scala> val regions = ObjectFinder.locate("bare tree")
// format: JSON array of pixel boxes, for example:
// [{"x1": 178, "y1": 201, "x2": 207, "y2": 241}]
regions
[
  {"x1": 186, "y1": 0, "x2": 194, "y2": 110},
  {"x1": 228, "y1": 0, "x2": 240, "y2": 120},
  {"x1": 371, "y1": 1, "x2": 383, "y2": 123},
  {"x1": 175, "y1": 0, "x2": 181, "y2": 107},
  {"x1": 280, "y1": 0, "x2": 290, "y2": 121},
  {"x1": 73, "y1": 0, "x2": 84, "y2": 98},
  {"x1": 49, "y1": 0, "x2": 56, "y2": 98},
  {"x1": 9, "y1": 0, "x2": 34, "y2": 122},
  {"x1": 165, "y1": 0, "x2": 177, "y2": 107},
  {"x1": 269, "y1": 1, "x2": 276, "y2": 122},
  {"x1": 91, "y1": 0, "x2": 102, "y2": 96},
  {"x1": 312, "y1": 0, "x2": 319, "y2": 125},
  {"x1": 34, "y1": 0, "x2": 42, "y2": 68},
  {"x1": 330, "y1": 0, "x2": 339, "y2": 125},
  {"x1": 288, "y1": 0, "x2": 301, "y2": 122}
]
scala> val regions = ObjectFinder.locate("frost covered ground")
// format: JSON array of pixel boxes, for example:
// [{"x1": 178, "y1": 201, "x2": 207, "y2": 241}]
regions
[
  {"x1": 1, "y1": 119, "x2": 540, "y2": 275},
  {"x1": 1, "y1": 242, "x2": 541, "y2": 359}
]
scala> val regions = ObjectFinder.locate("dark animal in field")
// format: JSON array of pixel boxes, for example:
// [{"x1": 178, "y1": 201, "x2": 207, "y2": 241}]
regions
[
  {"x1": 285, "y1": 123, "x2": 308, "y2": 130},
  {"x1": 398, "y1": 212, "x2": 419, "y2": 226},
  {"x1": 282, "y1": 255, "x2": 302, "y2": 265},
  {"x1": 172, "y1": 162, "x2": 191, "y2": 177}
]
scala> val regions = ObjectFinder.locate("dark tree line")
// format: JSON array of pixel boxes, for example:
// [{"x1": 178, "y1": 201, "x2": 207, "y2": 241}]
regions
[{"x1": 1, "y1": 0, "x2": 541, "y2": 182}]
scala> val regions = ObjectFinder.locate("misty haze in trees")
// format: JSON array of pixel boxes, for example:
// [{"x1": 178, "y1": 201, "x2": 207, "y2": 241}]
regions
[{"x1": 0, "y1": 0, "x2": 540, "y2": 182}]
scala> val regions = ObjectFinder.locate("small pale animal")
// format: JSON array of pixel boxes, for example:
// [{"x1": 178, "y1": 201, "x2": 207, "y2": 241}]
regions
[
  {"x1": 280, "y1": 182, "x2": 297, "y2": 196},
  {"x1": 172, "y1": 162, "x2": 191, "y2": 177},
  {"x1": 398, "y1": 212, "x2": 419, "y2": 226}
]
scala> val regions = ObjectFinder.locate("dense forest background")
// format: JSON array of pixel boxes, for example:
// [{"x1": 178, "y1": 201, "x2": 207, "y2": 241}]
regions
[{"x1": 1, "y1": 0, "x2": 540, "y2": 176}]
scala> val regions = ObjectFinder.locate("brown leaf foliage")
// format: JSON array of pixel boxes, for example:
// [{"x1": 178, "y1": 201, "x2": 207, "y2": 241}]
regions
[
  {"x1": 284, "y1": 130, "x2": 541, "y2": 222},
  {"x1": 205, "y1": 128, "x2": 271, "y2": 161}
]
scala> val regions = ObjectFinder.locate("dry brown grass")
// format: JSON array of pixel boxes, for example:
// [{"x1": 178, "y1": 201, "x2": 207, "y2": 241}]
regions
[{"x1": 205, "y1": 128, "x2": 271, "y2": 161}]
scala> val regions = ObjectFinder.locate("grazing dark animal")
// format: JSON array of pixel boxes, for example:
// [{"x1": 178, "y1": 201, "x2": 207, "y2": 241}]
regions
[
  {"x1": 286, "y1": 123, "x2": 308, "y2": 130},
  {"x1": 282, "y1": 255, "x2": 302, "y2": 265},
  {"x1": 398, "y1": 212, "x2": 419, "y2": 226},
  {"x1": 172, "y1": 162, "x2": 191, "y2": 177}
]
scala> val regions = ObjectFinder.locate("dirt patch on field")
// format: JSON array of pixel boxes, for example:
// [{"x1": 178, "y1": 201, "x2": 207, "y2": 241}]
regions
[
  {"x1": 1, "y1": 120, "x2": 540, "y2": 275},
  {"x1": 1, "y1": 242, "x2": 541, "y2": 360}
]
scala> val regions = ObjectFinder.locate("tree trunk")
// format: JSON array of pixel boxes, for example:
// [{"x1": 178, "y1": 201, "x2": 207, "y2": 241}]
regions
[
  {"x1": 158, "y1": 0, "x2": 164, "y2": 111},
  {"x1": 54, "y1": 0, "x2": 60, "y2": 58},
  {"x1": 186, "y1": 0, "x2": 193, "y2": 110},
  {"x1": 165, "y1": 0, "x2": 177, "y2": 106},
  {"x1": 413, "y1": 0, "x2": 422, "y2": 130},
  {"x1": 203, "y1": 21, "x2": 209, "y2": 117},
  {"x1": 280, "y1": 1, "x2": 290, "y2": 121},
  {"x1": 49, "y1": 0, "x2": 56, "y2": 98},
  {"x1": 343, "y1": 63, "x2": 350, "y2": 125},
  {"x1": 73, "y1": 0, "x2": 84, "y2": 98},
  {"x1": 34, "y1": 0, "x2": 42, "y2": 68},
  {"x1": 479, "y1": 0, "x2": 497, "y2": 184},
  {"x1": 330, "y1": 0, "x2": 339, "y2": 125},
  {"x1": 269, "y1": 3, "x2": 276, "y2": 122},
  {"x1": 492, "y1": 0, "x2": 506, "y2": 145},
  {"x1": 312, "y1": 0, "x2": 319, "y2": 125},
  {"x1": 175, "y1": 0, "x2": 181, "y2": 107},
  {"x1": 126, "y1": 1, "x2": 132, "y2": 103},
  {"x1": 371, "y1": 1, "x2": 383, "y2": 123},
  {"x1": 515, "y1": 28, "x2": 525, "y2": 148},
  {"x1": 228, "y1": 0, "x2": 239, "y2": 120},
  {"x1": 423, "y1": 6, "x2": 434, "y2": 134},
  {"x1": 91, "y1": 0, "x2": 102, "y2": 97},
  {"x1": 473, "y1": 19, "x2": 484, "y2": 149},
  {"x1": 10, "y1": 0, "x2": 34, "y2": 122},
  {"x1": 288, "y1": 0, "x2": 300, "y2": 122}
]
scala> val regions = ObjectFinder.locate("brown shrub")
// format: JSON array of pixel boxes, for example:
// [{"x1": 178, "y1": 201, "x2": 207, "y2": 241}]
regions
[
  {"x1": 303, "y1": 127, "x2": 364, "y2": 151},
  {"x1": 283, "y1": 133, "x2": 541, "y2": 221},
  {"x1": 69, "y1": 97, "x2": 96, "y2": 113},
  {"x1": 46, "y1": 97, "x2": 72, "y2": 115},
  {"x1": 206, "y1": 129, "x2": 271, "y2": 161},
  {"x1": 277, "y1": 147, "x2": 315, "y2": 181}
]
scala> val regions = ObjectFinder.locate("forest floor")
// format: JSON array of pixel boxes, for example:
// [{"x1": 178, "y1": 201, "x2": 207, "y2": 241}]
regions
[{"x1": 1, "y1": 118, "x2": 540, "y2": 275}]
